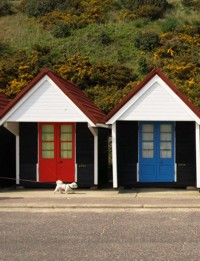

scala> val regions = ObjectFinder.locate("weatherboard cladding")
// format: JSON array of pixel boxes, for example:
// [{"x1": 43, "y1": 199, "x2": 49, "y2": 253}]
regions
[
  {"x1": 106, "y1": 68, "x2": 200, "y2": 123},
  {"x1": 0, "y1": 68, "x2": 105, "y2": 125}
]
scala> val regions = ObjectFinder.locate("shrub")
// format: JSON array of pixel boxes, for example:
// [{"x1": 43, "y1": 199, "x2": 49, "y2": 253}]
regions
[
  {"x1": 120, "y1": 0, "x2": 170, "y2": 12},
  {"x1": 22, "y1": 0, "x2": 66, "y2": 17},
  {"x1": 0, "y1": 0, "x2": 13, "y2": 16},
  {"x1": 100, "y1": 31, "x2": 112, "y2": 45},
  {"x1": 138, "y1": 57, "x2": 152, "y2": 75},
  {"x1": 181, "y1": 0, "x2": 200, "y2": 9},
  {"x1": 134, "y1": 31, "x2": 161, "y2": 51},
  {"x1": 51, "y1": 22, "x2": 71, "y2": 38},
  {"x1": 160, "y1": 18, "x2": 179, "y2": 33},
  {"x1": 135, "y1": 5, "x2": 163, "y2": 19}
]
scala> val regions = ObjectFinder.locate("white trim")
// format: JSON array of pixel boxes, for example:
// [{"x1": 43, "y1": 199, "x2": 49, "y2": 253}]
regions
[
  {"x1": 74, "y1": 124, "x2": 77, "y2": 183},
  {"x1": 196, "y1": 123, "x2": 200, "y2": 188},
  {"x1": 137, "y1": 163, "x2": 139, "y2": 182},
  {"x1": 112, "y1": 122, "x2": 118, "y2": 188},
  {"x1": 88, "y1": 125, "x2": 98, "y2": 185},
  {"x1": 16, "y1": 135, "x2": 19, "y2": 185},
  {"x1": 174, "y1": 163, "x2": 177, "y2": 182},
  {"x1": 3, "y1": 122, "x2": 19, "y2": 136},
  {"x1": 36, "y1": 163, "x2": 39, "y2": 182},
  {"x1": 174, "y1": 123, "x2": 176, "y2": 182},
  {"x1": 75, "y1": 164, "x2": 77, "y2": 182}
]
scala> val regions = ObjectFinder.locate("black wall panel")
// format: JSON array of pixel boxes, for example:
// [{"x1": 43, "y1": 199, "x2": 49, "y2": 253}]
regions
[
  {"x1": 176, "y1": 122, "x2": 196, "y2": 186},
  {"x1": 19, "y1": 123, "x2": 38, "y2": 182},
  {"x1": 76, "y1": 123, "x2": 94, "y2": 187},
  {"x1": 117, "y1": 121, "x2": 138, "y2": 187},
  {"x1": 0, "y1": 127, "x2": 15, "y2": 187}
]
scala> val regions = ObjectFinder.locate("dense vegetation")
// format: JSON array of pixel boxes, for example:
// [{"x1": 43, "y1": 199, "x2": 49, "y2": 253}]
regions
[{"x1": 0, "y1": 0, "x2": 199, "y2": 113}]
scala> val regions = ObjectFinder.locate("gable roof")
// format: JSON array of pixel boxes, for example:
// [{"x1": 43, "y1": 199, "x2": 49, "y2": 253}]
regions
[
  {"x1": 0, "y1": 68, "x2": 106, "y2": 125},
  {"x1": 0, "y1": 93, "x2": 9, "y2": 117},
  {"x1": 106, "y1": 68, "x2": 200, "y2": 123}
]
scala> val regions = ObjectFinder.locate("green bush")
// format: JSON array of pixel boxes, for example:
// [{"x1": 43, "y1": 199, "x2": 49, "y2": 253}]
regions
[
  {"x1": 135, "y1": 5, "x2": 163, "y2": 19},
  {"x1": 138, "y1": 57, "x2": 152, "y2": 75},
  {"x1": 181, "y1": 0, "x2": 200, "y2": 9},
  {"x1": 21, "y1": 0, "x2": 66, "y2": 17},
  {"x1": 120, "y1": 0, "x2": 170, "y2": 11},
  {"x1": 51, "y1": 22, "x2": 71, "y2": 38},
  {"x1": 134, "y1": 31, "x2": 161, "y2": 51},
  {"x1": 160, "y1": 18, "x2": 179, "y2": 33},
  {"x1": 0, "y1": 0, "x2": 13, "y2": 16}
]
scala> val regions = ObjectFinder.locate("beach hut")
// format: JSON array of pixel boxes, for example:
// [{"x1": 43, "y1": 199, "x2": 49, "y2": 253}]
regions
[
  {"x1": 0, "y1": 68, "x2": 109, "y2": 188},
  {"x1": 106, "y1": 68, "x2": 200, "y2": 188}
]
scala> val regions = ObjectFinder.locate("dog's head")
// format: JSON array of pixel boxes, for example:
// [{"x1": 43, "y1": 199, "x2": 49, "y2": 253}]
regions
[
  {"x1": 56, "y1": 180, "x2": 63, "y2": 185},
  {"x1": 71, "y1": 182, "x2": 78, "y2": 189}
]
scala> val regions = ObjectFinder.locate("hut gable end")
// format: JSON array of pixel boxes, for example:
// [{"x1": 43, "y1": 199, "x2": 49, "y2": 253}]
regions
[{"x1": 106, "y1": 68, "x2": 200, "y2": 124}]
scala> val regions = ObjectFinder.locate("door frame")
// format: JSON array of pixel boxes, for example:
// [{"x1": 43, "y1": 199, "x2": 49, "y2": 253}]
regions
[{"x1": 138, "y1": 121, "x2": 176, "y2": 182}]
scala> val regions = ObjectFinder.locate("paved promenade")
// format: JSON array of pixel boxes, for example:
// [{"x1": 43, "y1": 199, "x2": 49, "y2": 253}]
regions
[{"x1": 0, "y1": 187, "x2": 200, "y2": 209}]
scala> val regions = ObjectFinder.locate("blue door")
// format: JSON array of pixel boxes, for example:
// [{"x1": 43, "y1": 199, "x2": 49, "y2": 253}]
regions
[{"x1": 139, "y1": 122, "x2": 175, "y2": 182}]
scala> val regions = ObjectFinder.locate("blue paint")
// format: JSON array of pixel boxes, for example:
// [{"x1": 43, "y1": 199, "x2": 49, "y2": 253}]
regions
[{"x1": 139, "y1": 122, "x2": 175, "y2": 182}]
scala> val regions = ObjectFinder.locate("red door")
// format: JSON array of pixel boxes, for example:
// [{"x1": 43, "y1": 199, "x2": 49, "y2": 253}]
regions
[{"x1": 39, "y1": 123, "x2": 75, "y2": 182}]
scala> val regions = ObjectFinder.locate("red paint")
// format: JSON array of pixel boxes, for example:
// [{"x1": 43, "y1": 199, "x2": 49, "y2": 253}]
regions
[{"x1": 39, "y1": 123, "x2": 75, "y2": 182}]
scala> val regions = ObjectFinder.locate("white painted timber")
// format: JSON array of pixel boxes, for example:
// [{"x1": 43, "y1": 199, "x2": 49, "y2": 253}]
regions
[
  {"x1": 1, "y1": 76, "x2": 95, "y2": 126},
  {"x1": 88, "y1": 125, "x2": 98, "y2": 185},
  {"x1": 112, "y1": 122, "x2": 118, "y2": 188},
  {"x1": 3, "y1": 122, "x2": 19, "y2": 135},
  {"x1": 196, "y1": 123, "x2": 200, "y2": 188},
  {"x1": 107, "y1": 75, "x2": 199, "y2": 124},
  {"x1": 16, "y1": 135, "x2": 19, "y2": 185}
]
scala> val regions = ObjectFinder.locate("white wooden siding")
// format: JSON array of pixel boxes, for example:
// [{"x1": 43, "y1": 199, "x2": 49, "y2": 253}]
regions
[
  {"x1": 5, "y1": 76, "x2": 94, "y2": 125},
  {"x1": 107, "y1": 75, "x2": 199, "y2": 124}
]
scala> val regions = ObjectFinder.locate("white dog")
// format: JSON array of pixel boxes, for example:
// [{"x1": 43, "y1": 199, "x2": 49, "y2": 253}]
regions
[{"x1": 54, "y1": 180, "x2": 78, "y2": 194}]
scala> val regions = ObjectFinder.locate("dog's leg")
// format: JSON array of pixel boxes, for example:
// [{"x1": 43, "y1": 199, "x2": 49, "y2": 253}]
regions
[{"x1": 54, "y1": 186, "x2": 58, "y2": 194}]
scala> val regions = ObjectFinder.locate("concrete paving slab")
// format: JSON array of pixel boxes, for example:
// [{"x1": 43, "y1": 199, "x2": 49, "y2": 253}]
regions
[{"x1": 0, "y1": 188, "x2": 200, "y2": 209}]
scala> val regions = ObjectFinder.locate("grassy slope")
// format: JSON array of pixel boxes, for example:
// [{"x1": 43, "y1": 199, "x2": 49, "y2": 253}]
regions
[{"x1": 1, "y1": 0, "x2": 199, "y2": 67}]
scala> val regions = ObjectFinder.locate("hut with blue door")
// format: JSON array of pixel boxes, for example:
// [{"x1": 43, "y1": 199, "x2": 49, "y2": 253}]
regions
[
  {"x1": 0, "y1": 68, "x2": 109, "y2": 188},
  {"x1": 0, "y1": 93, "x2": 16, "y2": 187},
  {"x1": 106, "y1": 68, "x2": 200, "y2": 188}
]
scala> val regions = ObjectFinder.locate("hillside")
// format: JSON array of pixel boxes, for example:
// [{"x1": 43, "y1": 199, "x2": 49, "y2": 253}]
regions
[{"x1": 0, "y1": 0, "x2": 199, "y2": 113}]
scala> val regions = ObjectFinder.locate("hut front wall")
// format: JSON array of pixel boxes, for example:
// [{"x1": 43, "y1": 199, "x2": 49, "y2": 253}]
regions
[
  {"x1": 116, "y1": 121, "x2": 196, "y2": 188},
  {"x1": 19, "y1": 122, "x2": 95, "y2": 187}
]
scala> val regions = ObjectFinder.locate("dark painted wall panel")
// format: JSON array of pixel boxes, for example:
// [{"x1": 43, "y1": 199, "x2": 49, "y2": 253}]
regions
[
  {"x1": 76, "y1": 123, "x2": 94, "y2": 187},
  {"x1": 98, "y1": 128, "x2": 110, "y2": 187},
  {"x1": 19, "y1": 123, "x2": 38, "y2": 182},
  {"x1": 0, "y1": 127, "x2": 15, "y2": 187},
  {"x1": 176, "y1": 122, "x2": 196, "y2": 185},
  {"x1": 117, "y1": 121, "x2": 138, "y2": 187}
]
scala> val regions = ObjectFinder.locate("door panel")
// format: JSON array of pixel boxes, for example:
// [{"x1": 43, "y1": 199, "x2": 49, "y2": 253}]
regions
[
  {"x1": 139, "y1": 122, "x2": 174, "y2": 182},
  {"x1": 39, "y1": 123, "x2": 75, "y2": 182}
]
